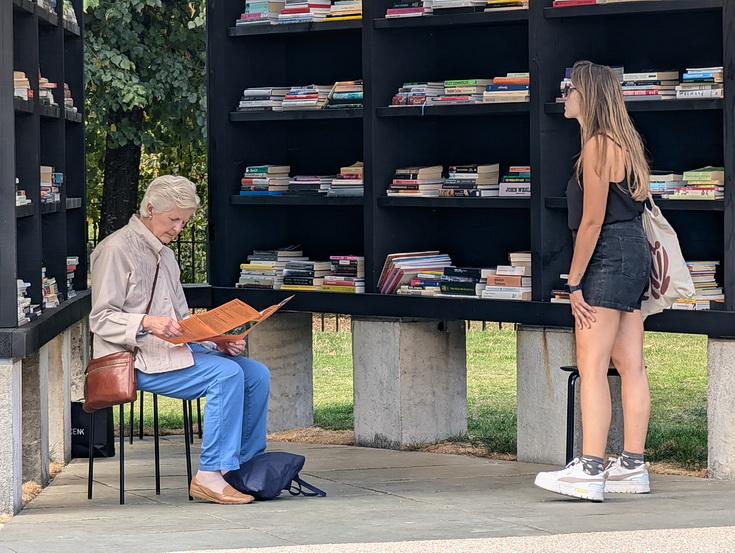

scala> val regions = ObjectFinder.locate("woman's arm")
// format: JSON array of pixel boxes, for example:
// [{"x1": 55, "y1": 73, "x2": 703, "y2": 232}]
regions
[{"x1": 567, "y1": 136, "x2": 616, "y2": 328}]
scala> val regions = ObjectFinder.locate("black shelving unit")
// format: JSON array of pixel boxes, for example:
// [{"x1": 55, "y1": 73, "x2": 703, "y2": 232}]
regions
[
  {"x1": 206, "y1": 0, "x2": 734, "y2": 337},
  {"x1": 1, "y1": 0, "x2": 86, "y2": 335}
]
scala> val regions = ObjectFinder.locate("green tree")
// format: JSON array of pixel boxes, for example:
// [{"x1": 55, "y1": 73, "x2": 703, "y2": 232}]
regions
[{"x1": 84, "y1": 0, "x2": 207, "y2": 244}]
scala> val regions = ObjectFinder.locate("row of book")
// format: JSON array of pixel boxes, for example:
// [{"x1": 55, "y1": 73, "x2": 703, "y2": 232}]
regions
[
  {"x1": 649, "y1": 166, "x2": 725, "y2": 201},
  {"x1": 558, "y1": 66, "x2": 724, "y2": 102},
  {"x1": 40, "y1": 166, "x2": 63, "y2": 204},
  {"x1": 553, "y1": 0, "x2": 664, "y2": 6},
  {"x1": 235, "y1": 0, "x2": 361, "y2": 26},
  {"x1": 378, "y1": 250, "x2": 532, "y2": 299},
  {"x1": 237, "y1": 246, "x2": 365, "y2": 293},
  {"x1": 13, "y1": 71, "x2": 79, "y2": 114},
  {"x1": 387, "y1": 164, "x2": 531, "y2": 198},
  {"x1": 385, "y1": 0, "x2": 526, "y2": 18},
  {"x1": 390, "y1": 74, "x2": 529, "y2": 107},
  {"x1": 240, "y1": 162, "x2": 364, "y2": 196},
  {"x1": 237, "y1": 81, "x2": 362, "y2": 112}
]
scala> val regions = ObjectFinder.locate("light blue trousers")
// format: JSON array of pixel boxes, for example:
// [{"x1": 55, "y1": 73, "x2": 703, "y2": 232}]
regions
[{"x1": 136, "y1": 343, "x2": 270, "y2": 471}]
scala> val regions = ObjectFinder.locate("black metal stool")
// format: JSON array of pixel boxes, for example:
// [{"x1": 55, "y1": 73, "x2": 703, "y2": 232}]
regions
[
  {"x1": 559, "y1": 365, "x2": 620, "y2": 464},
  {"x1": 131, "y1": 393, "x2": 202, "y2": 442},
  {"x1": 87, "y1": 397, "x2": 195, "y2": 505}
]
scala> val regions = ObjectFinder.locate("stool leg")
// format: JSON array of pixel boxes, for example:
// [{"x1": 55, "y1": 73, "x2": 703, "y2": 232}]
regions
[
  {"x1": 119, "y1": 403, "x2": 125, "y2": 505},
  {"x1": 188, "y1": 401, "x2": 195, "y2": 444},
  {"x1": 87, "y1": 411, "x2": 95, "y2": 499},
  {"x1": 154, "y1": 394, "x2": 161, "y2": 495},
  {"x1": 182, "y1": 400, "x2": 193, "y2": 500},
  {"x1": 566, "y1": 372, "x2": 579, "y2": 465},
  {"x1": 196, "y1": 397, "x2": 202, "y2": 440},
  {"x1": 139, "y1": 390, "x2": 145, "y2": 440},
  {"x1": 129, "y1": 399, "x2": 134, "y2": 445}
]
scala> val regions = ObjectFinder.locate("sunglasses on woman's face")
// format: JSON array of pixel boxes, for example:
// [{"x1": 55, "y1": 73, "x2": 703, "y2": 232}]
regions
[{"x1": 562, "y1": 83, "x2": 579, "y2": 98}]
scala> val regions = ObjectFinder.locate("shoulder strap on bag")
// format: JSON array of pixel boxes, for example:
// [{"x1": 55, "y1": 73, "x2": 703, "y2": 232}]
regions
[
  {"x1": 289, "y1": 476, "x2": 327, "y2": 497},
  {"x1": 133, "y1": 262, "x2": 160, "y2": 358}
]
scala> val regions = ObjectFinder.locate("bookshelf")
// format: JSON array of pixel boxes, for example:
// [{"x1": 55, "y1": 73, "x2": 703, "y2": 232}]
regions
[
  {"x1": 206, "y1": 0, "x2": 735, "y2": 336},
  {"x1": 0, "y1": 0, "x2": 88, "y2": 348}
]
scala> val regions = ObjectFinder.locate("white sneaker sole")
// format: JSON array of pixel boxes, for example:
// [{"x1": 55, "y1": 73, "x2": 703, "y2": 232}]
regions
[
  {"x1": 605, "y1": 479, "x2": 650, "y2": 494},
  {"x1": 534, "y1": 474, "x2": 605, "y2": 502}
]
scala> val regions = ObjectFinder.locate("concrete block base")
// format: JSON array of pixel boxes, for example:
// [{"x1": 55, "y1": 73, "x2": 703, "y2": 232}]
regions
[
  {"x1": 516, "y1": 325, "x2": 622, "y2": 466},
  {"x1": 352, "y1": 317, "x2": 467, "y2": 449},
  {"x1": 247, "y1": 312, "x2": 313, "y2": 433},
  {"x1": 0, "y1": 359, "x2": 22, "y2": 515},
  {"x1": 707, "y1": 339, "x2": 735, "y2": 479}
]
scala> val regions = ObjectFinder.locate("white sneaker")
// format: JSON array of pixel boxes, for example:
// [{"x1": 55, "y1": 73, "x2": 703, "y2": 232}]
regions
[
  {"x1": 534, "y1": 458, "x2": 606, "y2": 502},
  {"x1": 604, "y1": 456, "x2": 650, "y2": 493}
]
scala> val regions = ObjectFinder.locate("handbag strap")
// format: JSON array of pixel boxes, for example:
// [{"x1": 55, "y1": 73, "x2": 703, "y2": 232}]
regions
[{"x1": 133, "y1": 262, "x2": 160, "y2": 357}]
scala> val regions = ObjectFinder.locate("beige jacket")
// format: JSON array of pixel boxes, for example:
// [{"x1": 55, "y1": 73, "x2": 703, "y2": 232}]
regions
[{"x1": 89, "y1": 215, "x2": 194, "y2": 374}]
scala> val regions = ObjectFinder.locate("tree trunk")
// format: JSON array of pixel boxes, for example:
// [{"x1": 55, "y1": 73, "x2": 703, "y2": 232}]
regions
[{"x1": 99, "y1": 106, "x2": 144, "y2": 240}]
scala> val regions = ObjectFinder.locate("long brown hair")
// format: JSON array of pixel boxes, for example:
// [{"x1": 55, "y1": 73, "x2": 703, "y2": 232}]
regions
[{"x1": 572, "y1": 61, "x2": 649, "y2": 201}]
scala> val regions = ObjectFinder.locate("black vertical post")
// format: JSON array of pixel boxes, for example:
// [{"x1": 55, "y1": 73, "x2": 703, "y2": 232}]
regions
[
  {"x1": 119, "y1": 403, "x2": 125, "y2": 505},
  {"x1": 153, "y1": 394, "x2": 160, "y2": 495},
  {"x1": 87, "y1": 411, "x2": 95, "y2": 499}
]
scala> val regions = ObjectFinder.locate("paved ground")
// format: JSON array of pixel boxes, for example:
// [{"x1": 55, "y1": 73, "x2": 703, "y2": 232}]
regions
[{"x1": 1, "y1": 436, "x2": 734, "y2": 552}]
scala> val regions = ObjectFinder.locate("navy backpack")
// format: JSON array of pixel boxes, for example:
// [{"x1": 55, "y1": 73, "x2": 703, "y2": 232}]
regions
[{"x1": 224, "y1": 451, "x2": 326, "y2": 500}]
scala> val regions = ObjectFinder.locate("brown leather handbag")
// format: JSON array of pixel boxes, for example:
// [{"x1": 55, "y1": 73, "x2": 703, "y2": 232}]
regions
[{"x1": 83, "y1": 263, "x2": 159, "y2": 413}]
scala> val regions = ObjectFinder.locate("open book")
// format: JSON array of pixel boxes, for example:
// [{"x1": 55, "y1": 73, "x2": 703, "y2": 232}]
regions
[{"x1": 160, "y1": 296, "x2": 294, "y2": 346}]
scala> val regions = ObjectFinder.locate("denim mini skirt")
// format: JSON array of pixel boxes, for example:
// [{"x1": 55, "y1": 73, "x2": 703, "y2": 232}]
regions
[{"x1": 579, "y1": 217, "x2": 651, "y2": 312}]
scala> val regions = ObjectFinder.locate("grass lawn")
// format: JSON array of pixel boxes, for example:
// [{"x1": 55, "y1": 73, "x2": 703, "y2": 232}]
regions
[{"x1": 122, "y1": 320, "x2": 708, "y2": 473}]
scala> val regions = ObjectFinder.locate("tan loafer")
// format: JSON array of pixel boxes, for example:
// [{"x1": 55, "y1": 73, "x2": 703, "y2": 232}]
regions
[{"x1": 189, "y1": 476, "x2": 254, "y2": 505}]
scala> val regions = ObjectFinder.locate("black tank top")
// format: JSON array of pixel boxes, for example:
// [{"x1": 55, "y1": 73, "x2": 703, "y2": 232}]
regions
[{"x1": 566, "y1": 173, "x2": 644, "y2": 231}]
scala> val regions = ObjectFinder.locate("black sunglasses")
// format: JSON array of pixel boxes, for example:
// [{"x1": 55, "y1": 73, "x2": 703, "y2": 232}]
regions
[{"x1": 562, "y1": 83, "x2": 579, "y2": 98}]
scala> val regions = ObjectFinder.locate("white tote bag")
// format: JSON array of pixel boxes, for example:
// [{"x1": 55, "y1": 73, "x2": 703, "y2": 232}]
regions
[{"x1": 640, "y1": 195, "x2": 696, "y2": 319}]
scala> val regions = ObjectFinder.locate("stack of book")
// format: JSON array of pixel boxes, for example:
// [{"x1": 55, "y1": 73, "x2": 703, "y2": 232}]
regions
[
  {"x1": 38, "y1": 75, "x2": 58, "y2": 107},
  {"x1": 327, "y1": 162, "x2": 364, "y2": 196},
  {"x1": 63, "y1": 0, "x2": 79, "y2": 24},
  {"x1": 40, "y1": 166, "x2": 62, "y2": 204},
  {"x1": 281, "y1": 85, "x2": 332, "y2": 110},
  {"x1": 288, "y1": 175, "x2": 334, "y2": 195},
  {"x1": 378, "y1": 251, "x2": 453, "y2": 295},
  {"x1": 432, "y1": 0, "x2": 485, "y2": 14},
  {"x1": 324, "y1": 0, "x2": 362, "y2": 21},
  {"x1": 66, "y1": 256, "x2": 79, "y2": 299},
  {"x1": 676, "y1": 66, "x2": 724, "y2": 100},
  {"x1": 483, "y1": 74, "x2": 530, "y2": 103},
  {"x1": 42, "y1": 267, "x2": 60, "y2": 308},
  {"x1": 237, "y1": 87, "x2": 289, "y2": 112},
  {"x1": 385, "y1": 0, "x2": 432, "y2": 18},
  {"x1": 621, "y1": 69, "x2": 678, "y2": 101},
  {"x1": 37, "y1": 0, "x2": 55, "y2": 14},
  {"x1": 484, "y1": 0, "x2": 527, "y2": 10},
  {"x1": 236, "y1": 245, "x2": 307, "y2": 289},
  {"x1": 387, "y1": 165, "x2": 444, "y2": 197},
  {"x1": 281, "y1": 260, "x2": 333, "y2": 291},
  {"x1": 482, "y1": 251, "x2": 532, "y2": 300},
  {"x1": 325, "y1": 80, "x2": 363, "y2": 109},
  {"x1": 685, "y1": 260, "x2": 723, "y2": 309},
  {"x1": 671, "y1": 166, "x2": 724, "y2": 200},
  {"x1": 240, "y1": 165, "x2": 291, "y2": 195},
  {"x1": 441, "y1": 163, "x2": 500, "y2": 197},
  {"x1": 439, "y1": 267, "x2": 487, "y2": 298},
  {"x1": 63, "y1": 83, "x2": 78, "y2": 115},
  {"x1": 17, "y1": 279, "x2": 32, "y2": 326},
  {"x1": 323, "y1": 255, "x2": 365, "y2": 293},
  {"x1": 235, "y1": 0, "x2": 280, "y2": 25},
  {"x1": 390, "y1": 82, "x2": 445, "y2": 107},
  {"x1": 276, "y1": 0, "x2": 331, "y2": 23},
  {"x1": 13, "y1": 71, "x2": 30, "y2": 100},
  {"x1": 426, "y1": 79, "x2": 490, "y2": 106},
  {"x1": 499, "y1": 166, "x2": 531, "y2": 197},
  {"x1": 15, "y1": 178, "x2": 30, "y2": 207},
  {"x1": 649, "y1": 170, "x2": 684, "y2": 199}
]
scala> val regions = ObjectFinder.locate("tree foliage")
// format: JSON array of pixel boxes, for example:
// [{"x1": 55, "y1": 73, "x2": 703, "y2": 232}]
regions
[{"x1": 84, "y1": 0, "x2": 208, "y2": 281}]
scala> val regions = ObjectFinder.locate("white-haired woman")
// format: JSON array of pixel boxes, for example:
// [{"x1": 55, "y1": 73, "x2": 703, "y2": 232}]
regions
[
  {"x1": 534, "y1": 61, "x2": 652, "y2": 502},
  {"x1": 90, "y1": 175, "x2": 269, "y2": 505}
]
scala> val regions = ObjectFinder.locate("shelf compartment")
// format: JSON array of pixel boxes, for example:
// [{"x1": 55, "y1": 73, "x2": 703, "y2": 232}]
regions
[
  {"x1": 377, "y1": 103, "x2": 530, "y2": 117},
  {"x1": 231, "y1": 194, "x2": 363, "y2": 206},
  {"x1": 16, "y1": 204, "x2": 34, "y2": 218},
  {"x1": 544, "y1": 0, "x2": 722, "y2": 18},
  {"x1": 228, "y1": 19, "x2": 361, "y2": 37},
  {"x1": 374, "y1": 10, "x2": 528, "y2": 29},
  {"x1": 545, "y1": 196, "x2": 724, "y2": 211},
  {"x1": 13, "y1": 97, "x2": 34, "y2": 114},
  {"x1": 378, "y1": 197, "x2": 530, "y2": 208},
  {"x1": 39, "y1": 104, "x2": 60, "y2": 119},
  {"x1": 545, "y1": 99, "x2": 723, "y2": 114},
  {"x1": 230, "y1": 109, "x2": 362, "y2": 121}
]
